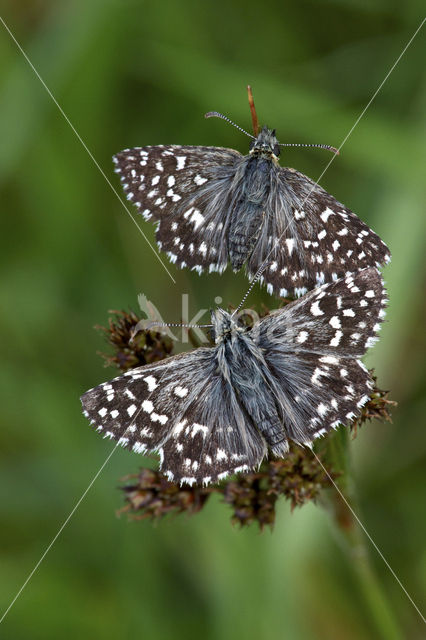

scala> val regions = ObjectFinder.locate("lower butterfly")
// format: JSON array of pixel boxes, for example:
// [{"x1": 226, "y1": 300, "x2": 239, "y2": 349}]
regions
[{"x1": 81, "y1": 268, "x2": 386, "y2": 486}]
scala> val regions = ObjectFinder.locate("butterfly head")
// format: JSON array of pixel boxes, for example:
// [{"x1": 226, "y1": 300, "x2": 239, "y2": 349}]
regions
[
  {"x1": 210, "y1": 308, "x2": 243, "y2": 344},
  {"x1": 249, "y1": 125, "x2": 280, "y2": 159}
]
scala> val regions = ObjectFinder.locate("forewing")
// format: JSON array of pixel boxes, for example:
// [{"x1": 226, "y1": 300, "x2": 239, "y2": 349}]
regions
[
  {"x1": 247, "y1": 166, "x2": 391, "y2": 297},
  {"x1": 255, "y1": 268, "x2": 386, "y2": 442},
  {"x1": 114, "y1": 144, "x2": 242, "y2": 274},
  {"x1": 81, "y1": 346, "x2": 266, "y2": 486}
]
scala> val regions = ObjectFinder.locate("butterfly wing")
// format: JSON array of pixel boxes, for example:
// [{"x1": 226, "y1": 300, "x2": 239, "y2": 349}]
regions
[
  {"x1": 81, "y1": 347, "x2": 266, "y2": 486},
  {"x1": 114, "y1": 145, "x2": 242, "y2": 273},
  {"x1": 246, "y1": 167, "x2": 391, "y2": 297},
  {"x1": 254, "y1": 267, "x2": 386, "y2": 444}
]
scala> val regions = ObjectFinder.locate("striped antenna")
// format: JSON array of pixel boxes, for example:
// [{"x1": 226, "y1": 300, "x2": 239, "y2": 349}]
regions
[
  {"x1": 280, "y1": 142, "x2": 339, "y2": 155},
  {"x1": 145, "y1": 321, "x2": 213, "y2": 331},
  {"x1": 232, "y1": 260, "x2": 271, "y2": 317},
  {"x1": 205, "y1": 111, "x2": 255, "y2": 139}
]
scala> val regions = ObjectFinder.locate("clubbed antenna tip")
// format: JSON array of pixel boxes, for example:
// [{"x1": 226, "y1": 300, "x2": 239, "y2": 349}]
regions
[{"x1": 280, "y1": 142, "x2": 340, "y2": 155}]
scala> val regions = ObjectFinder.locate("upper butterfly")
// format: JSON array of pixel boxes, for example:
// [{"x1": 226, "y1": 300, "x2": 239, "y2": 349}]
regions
[{"x1": 113, "y1": 95, "x2": 390, "y2": 298}]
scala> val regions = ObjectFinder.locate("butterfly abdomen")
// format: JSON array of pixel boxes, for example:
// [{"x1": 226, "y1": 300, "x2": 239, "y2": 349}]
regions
[{"x1": 228, "y1": 156, "x2": 272, "y2": 270}]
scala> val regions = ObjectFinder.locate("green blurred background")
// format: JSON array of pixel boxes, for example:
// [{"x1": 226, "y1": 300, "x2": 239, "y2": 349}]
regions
[{"x1": 0, "y1": 1, "x2": 425, "y2": 638}]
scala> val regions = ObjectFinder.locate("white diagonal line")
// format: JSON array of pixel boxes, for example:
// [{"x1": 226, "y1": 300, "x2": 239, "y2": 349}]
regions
[
  {"x1": 0, "y1": 15, "x2": 176, "y2": 284},
  {"x1": 1, "y1": 10, "x2": 424, "y2": 629},
  {"x1": 0, "y1": 442, "x2": 119, "y2": 625},
  {"x1": 261, "y1": 17, "x2": 425, "y2": 271},
  {"x1": 0, "y1": 368, "x2": 168, "y2": 625},
  {"x1": 248, "y1": 18, "x2": 426, "y2": 618},
  {"x1": 313, "y1": 17, "x2": 426, "y2": 188},
  {"x1": 312, "y1": 450, "x2": 426, "y2": 624}
]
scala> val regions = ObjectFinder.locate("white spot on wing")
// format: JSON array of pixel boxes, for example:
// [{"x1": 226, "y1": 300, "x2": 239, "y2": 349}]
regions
[
  {"x1": 319, "y1": 355, "x2": 339, "y2": 364},
  {"x1": 320, "y1": 208, "x2": 334, "y2": 222},
  {"x1": 330, "y1": 330, "x2": 343, "y2": 347},
  {"x1": 144, "y1": 375, "x2": 158, "y2": 391},
  {"x1": 317, "y1": 403, "x2": 328, "y2": 417},
  {"x1": 311, "y1": 367, "x2": 327, "y2": 386},
  {"x1": 150, "y1": 412, "x2": 168, "y2": 425},
  {"x1": 329, "y1": 315, "x2": 341, "y2": 329},
  {"x1": 189, "y1": 209, "x2": 204, "y2": 230},
  {"x1": 142, "y1": 400, "x2": 154, "y2": 414},
  {"x1": 127, "y1": 404, "x2": 137, "y2": 417},
  {"x1": 133, "y1": 442, "x2": 147, "y2": 454},
  {"x1": 285, "y1": 238, "x2": 295, "y2": 256},
  {"x1": 192, "y1": 423, "x2": 208, "y2": 437},
  {"x1": 174, "y1": 386, "x2": 188, "y2": 398},
  {"x1": 310, "y1": 301, "x2": 324, "y2": 316}
]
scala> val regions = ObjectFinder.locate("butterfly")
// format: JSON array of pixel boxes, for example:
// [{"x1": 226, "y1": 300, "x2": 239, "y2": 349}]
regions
[
  {"x1": 113, "y1": 103, "x2": 390, "y2": 298},
  {"x1": 81, "y1": 267, "x2": 386, "y2": 486}
]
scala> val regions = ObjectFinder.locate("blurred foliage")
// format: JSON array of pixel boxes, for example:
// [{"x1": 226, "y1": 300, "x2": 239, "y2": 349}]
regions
[{"x1": 0, "y1": 1, "x2": 425, "y2": 639}]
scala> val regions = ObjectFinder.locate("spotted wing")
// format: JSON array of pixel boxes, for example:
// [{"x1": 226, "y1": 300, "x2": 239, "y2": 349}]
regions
[
  {"x1": 246, "y1": 166, "x2": 391, "y2": 297},
  {"x1": 114, "y1": 145, "x2": 242, "y2": 273},
  {"x1": 255, "y1": 268, "x2": 386, "y2": 442},
  {"x1": 81, "y1": 347, "x2": 266, "y2": 486}
]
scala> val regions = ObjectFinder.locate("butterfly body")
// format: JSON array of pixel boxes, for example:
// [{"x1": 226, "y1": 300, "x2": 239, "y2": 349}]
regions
[
  {"x1": 212, "y1": 308, "x2": 289, "y2": 455},
  {"x1": 81, "y1": 268, "x2": 386, "y2": 486},
  {"x1": 228, "y1": 146, "x2": 274, "y2": 270},
  {"x1": 114, "y1": 125, "x2": 390, "y2": 296}
]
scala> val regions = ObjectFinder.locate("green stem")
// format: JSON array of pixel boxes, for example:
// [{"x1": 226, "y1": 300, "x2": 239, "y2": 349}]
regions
[{"x1": 318, "y1": 429, "x2": 403, "y2": 640}]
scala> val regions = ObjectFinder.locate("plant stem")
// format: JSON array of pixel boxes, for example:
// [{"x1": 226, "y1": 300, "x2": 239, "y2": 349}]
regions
[{"x1": 318, "y1": 429, "x2": 403, "y2": 640}]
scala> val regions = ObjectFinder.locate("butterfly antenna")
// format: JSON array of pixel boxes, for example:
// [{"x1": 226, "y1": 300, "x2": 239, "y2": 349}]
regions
[
  {"x1": 145, "y1": 321, "x2": 213, "y2": 331},
  {"x1": 205, "y1": 111, "x2": 255, "y2": 139},
  {"x1": 232, "y1": 261, "x2": 271, "y2": 317},
  {"x1": 280, "y1": 142, "x2": 340, "y2": 155},
  {"x1": 247, "y1": 85, "x2": 259, "y2": 136}
]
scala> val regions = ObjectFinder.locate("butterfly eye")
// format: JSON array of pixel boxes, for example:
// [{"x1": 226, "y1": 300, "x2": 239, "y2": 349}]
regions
[
  {"x1": 249, "y1": 139, "x2": 256, "y2": 151},
  {"x1": 273, "y1": 144, "x2": 281, "y2": 157}
]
